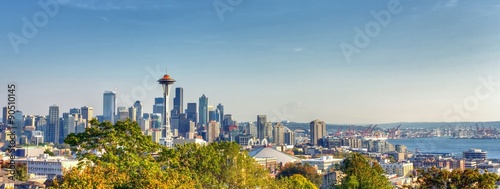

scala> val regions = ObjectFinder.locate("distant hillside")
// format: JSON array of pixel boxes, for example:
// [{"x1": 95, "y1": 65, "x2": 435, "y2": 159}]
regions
[{"x1": 282, "y1": 121, "x2": 500, "y2": 134}]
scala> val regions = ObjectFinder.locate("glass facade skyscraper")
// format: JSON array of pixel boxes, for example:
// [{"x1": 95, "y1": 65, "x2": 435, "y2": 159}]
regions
[
  {"x1": 103, "y1": 91, "x2": 116, "y2": 123},
  {"x1": 199, "y1": 94, "x2": 209, "y2": 127},
  {"x1": 257, "y1": 115, "x2": 267, "y2": 140},
  {"x1": 186, "y1": 103, "x2": 197, "y2": 125},
  {"x1": 133, "y1": 101, "x2": 142, "y2": 122},
  {"x1": 48, "y1": 105, "x2": 60, "y2": 143},
  {"x1": 173, "y1": 87, "x2": 183, "y2": 116}
]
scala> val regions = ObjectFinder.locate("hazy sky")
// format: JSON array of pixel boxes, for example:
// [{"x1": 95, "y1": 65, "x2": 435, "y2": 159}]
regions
[{"x1": 1, "y1": 0, "x2": 500, "y2": 124}]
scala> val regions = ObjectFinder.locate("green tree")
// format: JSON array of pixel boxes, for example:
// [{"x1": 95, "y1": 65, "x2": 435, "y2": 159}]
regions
[
  {"x1": 61, "y1": 119, "x2": 279, "y2": 188},
  {"x1": 44, "y1": 149, "x2": 55, "y2": 156},
  {"x1": 416, "y1": 167, "x2": 500, "y2": 189},
  {"x1": 277, "y1": 162, "x2": 322, "y2": 188},
  {"x1": 337, "y1": 153, "x2": 392, "y2": 189},
  {"x1": 61, "y1": 119, "x2": 195, "y2": 188},
  {"x1": 14, "y1": 163, "x2": 28, "y2": 181},
  {"x1": 276, "y1": 174, "x2": 318, "y2": 189},
  {"x1": 168, "y1": 141, "x2": 276, "y2": 188}
]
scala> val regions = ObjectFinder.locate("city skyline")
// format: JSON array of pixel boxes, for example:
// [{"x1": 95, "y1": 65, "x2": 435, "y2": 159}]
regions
[{"x1": 1, "y1": 1, "x2": 500, "y2": 124}]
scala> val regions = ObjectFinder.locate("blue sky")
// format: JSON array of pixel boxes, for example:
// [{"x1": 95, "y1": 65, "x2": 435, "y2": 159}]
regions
[{"x1": 1, "y1": 0, "x2": 500, "y2": 124}]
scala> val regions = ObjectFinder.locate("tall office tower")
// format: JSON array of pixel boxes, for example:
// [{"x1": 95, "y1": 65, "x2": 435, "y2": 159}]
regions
[
  {"x1": 62, "y1": 113, "x2": 76, "y2": 140},
  {"x1": 117, "y1": 106, "x2": 129, "y2": 121},
  {"x1": 284, "y1": 129, "x2": 295, "y2": 145},
  {"x1": 151, "y1": 113, "x2": 162, "y2": 129},
  {"x1": 310, "y1": 119, "x2": 327, "y2": 146},
  {"x1": 48, "y1": 105, "x2": 60, "y2": 144},
  {"x1": 81, "y1": 106, "x2": 94, "y2": 122},
  {"x1": 140, "y1": 117, "x2": 151, "y2": 131},
  {"x1": 128, "y1": 106, "x2": 136, "y2": 122},
  {"x1": 273, "y1": 122, "x2": 286, "y2": 145},
  {"x1": 75, "y1": 119, "x2": 86, "y2": 134},
  {"x1": 143, "y1": 113, "x2": 151, "y2": 120},
  {"x1": 103, "y1": 91, "x2": 116, "y2": 123},
  {"x1": 153, "y1": 97, "x2": 165, "y2": 123},
  {"x1": 178, "y1": 114, "x2": 190, "y2": 137},
  {"x1": 157, "y1": 73, "x2": 176, "y2": 147},
  {"x1": 61, "y1": 113, "x2": 69, "y2": 142},
  {"x1": 24, "y1": 115, "x2": 35, "y2": 127},
  {"x1": 2, "y1": 107, "x2": 7, "y2": 125},
  {"x1": 59, "y1": 117, "x2": 64, "y2": 143},
  {"x1": 216, "y1": 104, "x2": 224, "y2": 123},
  {"x1": 69, "y1": 108, "x2": 80, "y2": 115},
  {"x1": 188, "y1": 121, "x2": 196, "y2": 139},
  {"x1": 172, "y1": 87, "x2": 183, "y2": 116},
  {"x1": 257, "y1": 115, "x2": 267, "y2": 140},
  {"x1": 13, "y1": 111, "x2": 24, "y2": 139},
  {"x1": 186, "y1": 103, "x2": 197, "y2": 126},
  {"x1": 35, "y1": 116, "x2": 47, "y2": 133},
  {"x1": 246, "y1": 122, "x2": 258, "y2": 137},
  {"x1": 208, "y1": 106, "x2": 216, "y2": 122},
  {"x1": 207, "y1": 121, "x2": 220, "y2": 143},
  {"x1": 170, "y1": 115, "x2": 180, "y2": 136},
  {"x1": 198, "y1": 94, "x2": 209, "y2": 127},
  {"x1": 222, "y1": 114, "x2": 234, "y2": 133},
  {"x1": 133, "y1": 101, "x2": 142, "y2": 122},
  {"x1": 264, "y1": 122, "x2": 273, "y2": 143}
]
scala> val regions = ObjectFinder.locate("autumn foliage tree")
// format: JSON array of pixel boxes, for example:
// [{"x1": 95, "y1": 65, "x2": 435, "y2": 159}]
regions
[{"x1": 277, "y1": 162, "x2": 322, "y2": 188}]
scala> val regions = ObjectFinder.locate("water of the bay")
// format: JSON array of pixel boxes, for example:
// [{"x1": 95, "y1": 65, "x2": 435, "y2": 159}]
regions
[{"x1": 388, "y1": 137, "x2": 500, "y2": 159}]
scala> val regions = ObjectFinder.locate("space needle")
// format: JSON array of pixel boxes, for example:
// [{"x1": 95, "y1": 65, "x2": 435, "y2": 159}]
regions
[{"x1": 158, "y1": 71, "x2": 176, "y2": 147}]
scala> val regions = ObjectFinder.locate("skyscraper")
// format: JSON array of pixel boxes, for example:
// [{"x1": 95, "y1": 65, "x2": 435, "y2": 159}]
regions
[
  {"x1": 222, "y1": 114, "x2": 234, "y2": 133},
  {"x1": 172, "y1": 87, "x2": 183, "y2": 116},
  {"x1": 246, "y1": 122, "x2": 258, "y2": 137},
  {"x1": 117, "y1": 106, "x2": 129, "y2": 121},
  {"x1": 128, "y1": 106, "x2": 136, "y2": 122},
  {"x1": 264, "y1": 122, "x2": 273, "y2": 142},
  {"x1": 2, "y1": 107, "x2": 7, "y2": 125},
  {"x1": 207, "y1": 120, "x2": 220, "y2": 143},
  {"x1": 103, "y1": 91, "x2": 116, "y2": 123},
  {"x1": 208, "y1": 106, "x2": 216, "y2": 122},
  {"x1": 198, "y1": 94, "x2": 209, "y2": 127},
  {"x1": 310, "y1": 119, "x2": 326, "y2": 146},
  {"x1": 13, "y1": 110, "x2": 24, "y2": 139},
  {"x1": 81, "y1": 106, "x2": 94, "y2": 122},
  {"x1": 153, "y1": 97, "x2": 165, "y2": 123},
  {"x1": 133, "y1": 101, "x2": 142, "y2": 122},
  {"x1": 186, "y1": 103, "x2": 197, "y2": 125},
  {"x1": 284, "y1": 129, "x2": 295, "y2": 145},
  {"x1": 273, "y1": 122, "x2": 285, "y2": 145},
  {"x1": 216, "y1": 103, "x2": 224, "y2": 123},
  {"x1": 61, "y1": 112, "x2": 76, "y2": 143},
  {"x1": 257, "y1": 115, "x2": 267, "y2": 140},
  {"x1": 69, "y1": 108, "x2": 80, "y2": 115},
  {"x1": 48, "y1": 105, "x2": 60, "y2": 144}
]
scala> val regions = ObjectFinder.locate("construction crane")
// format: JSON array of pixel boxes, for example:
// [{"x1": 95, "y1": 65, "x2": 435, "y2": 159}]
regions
[
  {"x1": 369, "y1": 125, "x2": 378, "y2": 136},
  {"x1": 362, "y1": 125, "x2": 372, "y2": 136},
  {"x1": 388, "y1": 124, "x2": 401, "y2": 139}
]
